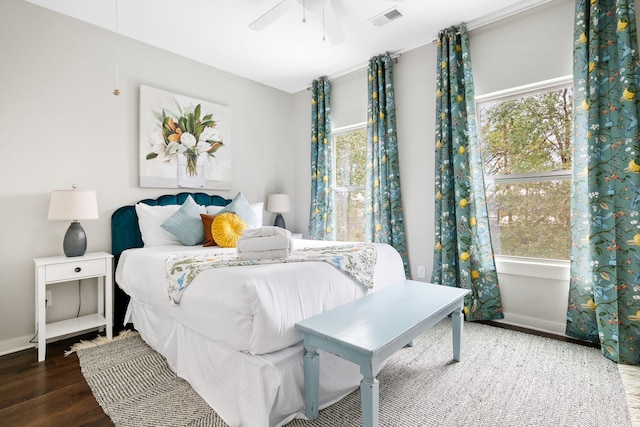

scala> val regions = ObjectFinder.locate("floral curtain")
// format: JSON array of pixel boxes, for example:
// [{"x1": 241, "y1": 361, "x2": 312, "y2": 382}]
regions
[
  {"x1": 309, "y1": 76, "x2": 335, "y2": 240},
  {"x1": 566, "y1": 0, "x2": 640, "y2": 364},
  {"x1": 431, "y1": 24, "x2": 503, "y2": 321},
  {"x1": 366, "y1": 53, "x2": 410, "y2": 277}
]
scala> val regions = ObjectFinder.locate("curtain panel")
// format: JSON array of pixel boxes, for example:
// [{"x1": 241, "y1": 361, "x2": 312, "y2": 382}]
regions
[
  {"x1": 431, "y1": 24, "x2": 503, "y2": 321},
  {"x1": 567, "y1": 0, "x2": 640, "y2": 364},
  {"x1": 366, "y1": 53, "x2": 410, "y2": 277},
  {"x1": 309, "y1": 76, "x2": 335, "y2": 240}
]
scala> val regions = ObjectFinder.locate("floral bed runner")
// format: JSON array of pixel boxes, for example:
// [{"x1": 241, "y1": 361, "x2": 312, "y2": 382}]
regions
[{"x1": 166, "y1": 243, "x2": 377, "y2": 304}]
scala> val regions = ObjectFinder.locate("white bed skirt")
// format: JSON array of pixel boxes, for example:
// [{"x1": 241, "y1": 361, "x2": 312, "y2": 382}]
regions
[{"x1": 127, "y1": 300, "x2": 367, "y2": 427}]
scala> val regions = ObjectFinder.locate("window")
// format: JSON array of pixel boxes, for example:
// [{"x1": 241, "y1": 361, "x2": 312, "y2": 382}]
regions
[
  {"x1": 477, "y1": 79, "x2": 573, "y2": 261},
  {"x1": 333, "y1": 125, "x2": 367, "y2": 242}
]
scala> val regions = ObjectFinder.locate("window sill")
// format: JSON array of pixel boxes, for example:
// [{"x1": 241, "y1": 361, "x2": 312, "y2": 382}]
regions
[{"x1": 494, "y1": 256, "x2": 569, "y2": 281}]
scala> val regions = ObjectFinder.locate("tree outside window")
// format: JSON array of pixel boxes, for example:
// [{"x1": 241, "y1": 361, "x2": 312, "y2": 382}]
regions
[
  {"x1": 478, "y1": 84, "x2": 573, "y2": 260},
  {"x1": 333, "y1": 126, "x2": 366, "y2": 242}
]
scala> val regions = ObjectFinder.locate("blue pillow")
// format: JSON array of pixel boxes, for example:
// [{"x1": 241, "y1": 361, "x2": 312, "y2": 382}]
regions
[
  {"x1": 219, "y1": 192, "x2": 261, "y2": 229},
  {"x1": 161, "y1": 195, "x2": 206, "y2": 245}
]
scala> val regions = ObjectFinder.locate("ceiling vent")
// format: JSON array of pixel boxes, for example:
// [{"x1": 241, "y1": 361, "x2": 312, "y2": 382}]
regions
[{"x1": 369, "y1": 8, "x2": 403, "y2": 27}]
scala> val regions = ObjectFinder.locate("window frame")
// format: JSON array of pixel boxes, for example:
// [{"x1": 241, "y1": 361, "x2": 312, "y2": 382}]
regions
[
  {"x1": 476, "y1": 75, "x2": 573, "y2": 262},
  {"x1": 332, "y1": 122, "x2": 367, "y2": 242}
]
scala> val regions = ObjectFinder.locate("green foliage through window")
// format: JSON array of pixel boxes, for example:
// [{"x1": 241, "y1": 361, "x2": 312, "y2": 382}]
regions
[
  {"x1": 478, "y1": 85, "x2": 573, "y2": 260},
  {"x1": 334, "y1": 127, "x2": 366, "y2": 242}
]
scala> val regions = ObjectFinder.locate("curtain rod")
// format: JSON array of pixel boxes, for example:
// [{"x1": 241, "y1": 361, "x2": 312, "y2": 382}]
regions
[
  {"x1": 431, "y1": 0, "x2": 553, "y2": 43},
  {"x1": 307, "y1": 53, "x2": 401, "y2": 90},
  {"x1": 308, "y1": 0, "x2": 552, "y2": 89}
]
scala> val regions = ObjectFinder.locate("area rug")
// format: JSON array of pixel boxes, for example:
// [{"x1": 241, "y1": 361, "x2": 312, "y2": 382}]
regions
[{"x1": 71, "y1": 320, "x2": 632, "y2": 427}]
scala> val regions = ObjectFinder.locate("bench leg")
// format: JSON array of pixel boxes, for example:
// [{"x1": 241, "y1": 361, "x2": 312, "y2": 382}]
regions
[
  {"x1": 360, "y1": 374, "x2": 379, "y2": 427},
  {"x1": 451, "y1": 301, "x2": 464, "y2": 362},
  {"x1": 303, "y1": 340, "x2": 320, "y2": 421}
]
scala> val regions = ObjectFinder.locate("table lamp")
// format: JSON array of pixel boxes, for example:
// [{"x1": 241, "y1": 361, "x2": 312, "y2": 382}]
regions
[
  {"x1": 267, "y1": 193, "x2": 290, "y2": 229},
  {"x1": 48, "y1": 186, "x2": 99, "y2": 257}
]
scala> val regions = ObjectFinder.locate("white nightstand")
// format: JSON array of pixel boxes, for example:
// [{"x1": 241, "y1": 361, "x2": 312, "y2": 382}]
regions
[
  {"x1": 34, "y1": 251, "x2": 113, "y2": 362},
  {"x1": 290, "y1": 233, "x2": 303, "y2": 239}
]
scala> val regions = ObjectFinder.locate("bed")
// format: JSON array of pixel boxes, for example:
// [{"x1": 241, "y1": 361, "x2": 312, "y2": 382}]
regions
[{"x1": 111, "y1": 192, "x2": 406, "y2": 427}]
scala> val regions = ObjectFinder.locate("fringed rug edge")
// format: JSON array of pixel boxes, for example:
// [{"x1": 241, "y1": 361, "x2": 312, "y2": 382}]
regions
[
  {"x1": 65, "y1": 330, "x2": 139, "y2": 356},
  {"x1": 620, "y1": 364, "x2": 640, "y2": 427}
]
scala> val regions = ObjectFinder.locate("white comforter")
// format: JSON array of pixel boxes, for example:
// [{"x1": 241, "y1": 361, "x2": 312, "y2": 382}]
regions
[{"x1": 115, "y1": 239, "x2": 405, "y2": 355}]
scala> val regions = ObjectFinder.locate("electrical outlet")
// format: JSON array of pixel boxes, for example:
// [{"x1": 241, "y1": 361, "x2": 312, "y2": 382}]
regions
[
  {"x1": 417, "y1": 266, "x2": 426, "y2": 279},
  {"x1": 46, "y1": 290, "x2": 52, "y2": 307}
]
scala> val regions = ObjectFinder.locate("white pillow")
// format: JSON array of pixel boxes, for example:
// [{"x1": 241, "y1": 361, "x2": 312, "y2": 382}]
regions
[
  {"x1": 206, "y1": 205, "x2": 224, "y2": 215},
  {"x1": 251, "y1": 202, "x2": 264, "y2": 226},
  {"x1": 135, "y1": 203, "x2": 182, "y2": 247}
]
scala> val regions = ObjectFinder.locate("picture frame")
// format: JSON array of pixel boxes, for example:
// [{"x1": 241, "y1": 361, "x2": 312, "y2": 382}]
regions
[{"x1": 138, "y1": 85, "x2": 232, "y2": 190}]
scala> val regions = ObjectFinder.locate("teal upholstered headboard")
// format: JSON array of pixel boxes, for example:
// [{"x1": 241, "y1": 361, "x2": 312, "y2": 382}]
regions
[{"x1": 111, "y1": 192, "x2": 231, "y2": 258}]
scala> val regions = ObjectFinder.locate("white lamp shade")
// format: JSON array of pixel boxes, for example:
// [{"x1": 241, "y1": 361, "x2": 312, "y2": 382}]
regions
[
  {"x1": 48, "y1": 190, "x2": 99, "y2": 221},
  {"x1": 267, "y1": 193, "x2": 290, "y2": 213}
]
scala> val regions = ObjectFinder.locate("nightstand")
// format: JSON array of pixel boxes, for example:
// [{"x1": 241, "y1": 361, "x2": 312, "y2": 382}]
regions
[
  {"x1": 34, "y1": 251, "x2": 113, "y2": 362},
  {"x1": 290, "y1": 233, "x2": 303, "y2": 239}
]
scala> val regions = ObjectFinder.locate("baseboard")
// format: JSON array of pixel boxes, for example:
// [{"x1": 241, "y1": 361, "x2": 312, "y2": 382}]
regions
[
  {"x1": 0, "y1": 328, "x2": 104, "y2": 357},
  {"x1": 497, "y1": 312, "x2": 567, "y2": 336},
  {"x1": 0, "y1": 334, "x2": 36, "y2": 357}
]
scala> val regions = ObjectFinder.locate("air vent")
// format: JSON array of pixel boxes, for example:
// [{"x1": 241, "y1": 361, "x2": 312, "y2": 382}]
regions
[{"x1": 368, "y1": 8, "x2": 403, "y2": 27}]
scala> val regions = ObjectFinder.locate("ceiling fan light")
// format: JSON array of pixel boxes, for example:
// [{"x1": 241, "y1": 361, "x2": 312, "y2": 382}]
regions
[
  {"x1": 251, "y1": 0, "x2": 344, "y2": 44},
  {"x1": 302, "y1": 0, "x2": 329, "y2": 12}
]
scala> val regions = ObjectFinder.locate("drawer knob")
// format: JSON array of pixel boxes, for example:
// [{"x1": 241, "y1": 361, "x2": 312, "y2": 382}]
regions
[{"x1": 74, "y1": 267, "x2": 82, "y2": 273}]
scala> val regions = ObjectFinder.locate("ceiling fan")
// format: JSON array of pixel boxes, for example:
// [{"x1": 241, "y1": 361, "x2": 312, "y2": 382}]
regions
[{"x1": 249, "y1": 0, "x2": 346, "y2": 45}]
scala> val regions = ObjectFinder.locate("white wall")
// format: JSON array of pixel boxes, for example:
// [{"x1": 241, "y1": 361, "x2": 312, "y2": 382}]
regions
[
  {"x1": 291, "y1": 0, "x2": 575, "y2": 335},
  {"x1": 0, "y1": 0, "x2": 294, "y2": 354}
]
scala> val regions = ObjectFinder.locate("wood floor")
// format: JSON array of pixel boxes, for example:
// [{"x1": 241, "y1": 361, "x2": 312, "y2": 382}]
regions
[
  {"x1": 0, "y1": 323, "x2": 596, "y2": 427},
  {"x1": 0, "y1": 334, "x2": 112, "y2": 427}
]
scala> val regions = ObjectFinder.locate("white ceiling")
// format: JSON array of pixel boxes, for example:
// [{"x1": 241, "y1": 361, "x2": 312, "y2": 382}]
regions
[{"x1": 25, "y1": 0, "x2": 546, "y2": 93}]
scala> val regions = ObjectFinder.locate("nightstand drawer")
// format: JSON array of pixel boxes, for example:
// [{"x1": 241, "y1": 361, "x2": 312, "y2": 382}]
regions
[{"x1": 45, "y1": 259, "x2": 106, "y2": 282}]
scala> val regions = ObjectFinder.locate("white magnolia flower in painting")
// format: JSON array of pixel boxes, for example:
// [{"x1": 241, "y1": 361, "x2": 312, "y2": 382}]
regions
[
  {"x1": 199, "y1": 126, "x2": 221, "y2": 143},
  {"x1": 149, "y1": 130, "x2": 175, "y2": 161},
  {"x1": 196, "y1": 141, "x2": 211, "y2": 154},
  {"x1": 180, "y1": 132, "x2": 197, "y2": 148}
]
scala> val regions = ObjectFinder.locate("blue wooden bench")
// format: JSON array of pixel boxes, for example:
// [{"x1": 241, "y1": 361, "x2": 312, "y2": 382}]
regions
[{"x1": 295, "y1": 280, "x2": 470, "y2": 427}]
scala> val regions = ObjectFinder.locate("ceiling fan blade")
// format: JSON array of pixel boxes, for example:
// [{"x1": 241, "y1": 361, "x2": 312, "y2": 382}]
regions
[
  {"x1": 324, "y1": 5, "x2": 345, "y2": 44},
  {"x1": 249, "y1": 0, "x2": 296, "y2": 31}
]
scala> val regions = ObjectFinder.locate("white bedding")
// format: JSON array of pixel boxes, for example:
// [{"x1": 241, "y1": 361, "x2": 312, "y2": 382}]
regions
[
  {"x1": 115, "y1": 239, "x2": 406, "y2": 355},
  {"x1": 129, "y1": 301, "x2": 366, "y2": 427}
]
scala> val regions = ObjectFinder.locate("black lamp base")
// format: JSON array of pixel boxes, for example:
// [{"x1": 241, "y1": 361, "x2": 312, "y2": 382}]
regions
[
  {"x1": 63, "y1": 221, "x2": 87, "y2": 257},
  {"x1": 274, "y1": 213, "x2": 286, "y2": 229}
]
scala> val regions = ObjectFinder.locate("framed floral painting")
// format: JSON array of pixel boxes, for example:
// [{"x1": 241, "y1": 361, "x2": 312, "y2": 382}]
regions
[{"x1": 139, "y1": 85, "x2": 232, "y2": 189}]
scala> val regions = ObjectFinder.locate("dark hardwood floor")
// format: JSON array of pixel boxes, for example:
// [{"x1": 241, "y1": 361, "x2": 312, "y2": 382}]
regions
[
  {"x1": 0, "y1": 322, "x2": 596, "y2": 427},
  {"x1": 0, "y1": 334, "x2": 112, "y2": 427}
]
